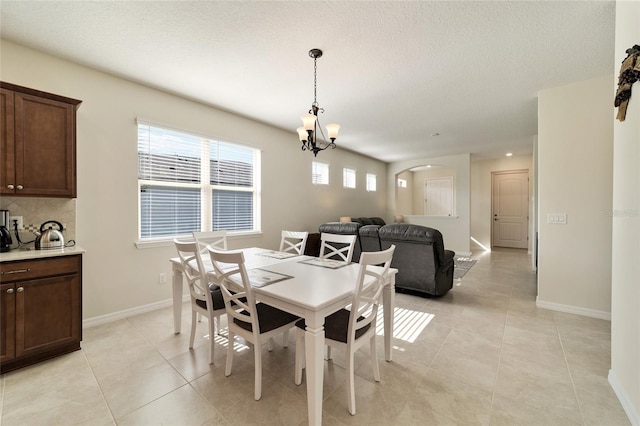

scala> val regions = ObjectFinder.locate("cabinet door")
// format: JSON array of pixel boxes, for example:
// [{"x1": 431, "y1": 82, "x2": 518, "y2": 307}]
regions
[
  {"x1": 0, "y1": 283, "x2": 16, "y2": 363},
  {"x1": 14, "y1": 92, "x2": 76, "y2": 197},
  {"x1": 16, "y1": 273, "x2": 81, "y2": 358},
  {"x1": 0, "y1": 88, "x2": 15, "y2": 195}
]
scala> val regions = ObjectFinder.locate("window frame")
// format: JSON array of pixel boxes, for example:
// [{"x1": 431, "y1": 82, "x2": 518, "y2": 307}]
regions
[
  {"x1": 366, "y1": 173, "x2": 377, "y2": 192},
  {"x1": 136, "y1": 120, "x2": 261, "y2": 245},
  {"x1": 312, "y1": 160, "x2": 330, "y2": 185},
  {"x1": 343, "y1": 168, "x2": 356, "y2": 189}
]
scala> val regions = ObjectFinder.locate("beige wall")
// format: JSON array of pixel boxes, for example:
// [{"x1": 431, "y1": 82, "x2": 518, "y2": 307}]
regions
[
  {"x1": 470, "y1": 155, "x2": 534, "y2": 252},
  {"x1": 537, "y1": 75, "x2": 613, "y2": 318},
  {"x1": 0, "y1": 40, "x2": 387, "y2": 320},
  {"x1": 394, "y1": 170, "x2": 414, "y2": 216},
  {"x1": 609, "y1": 1, "x2": 640, "y2": 423}
]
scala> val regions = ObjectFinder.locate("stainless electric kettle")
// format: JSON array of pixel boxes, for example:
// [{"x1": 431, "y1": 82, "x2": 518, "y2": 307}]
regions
[{"x1": 35, "y1": 220, "x2": 65, "y2": 250}]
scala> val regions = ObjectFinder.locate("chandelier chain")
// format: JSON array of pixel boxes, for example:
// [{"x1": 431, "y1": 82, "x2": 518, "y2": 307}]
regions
[{"x1": 313, "y1": 57, "x2": 318, "y2": 106}]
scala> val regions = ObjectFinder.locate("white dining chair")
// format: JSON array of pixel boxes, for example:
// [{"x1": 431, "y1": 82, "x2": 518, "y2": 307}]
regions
[
  {"x1": 319, "y1": 233, "x2": 357, "y2": 263},
  {"x1": 279, "y1": 230, "x2": 309, "y2": 255},
  {"x1": 294, "y1": 245, "x2": 395, "y2": 415},
  {"x1": 193, "y1": 230, "x2": 228, "y2": 253},
  {"x1": 173, "y1": 239, "x2": 227, "y2": 364},
  {"x1": 208, "y1": 247, "x2": 300, "y2": 401}
]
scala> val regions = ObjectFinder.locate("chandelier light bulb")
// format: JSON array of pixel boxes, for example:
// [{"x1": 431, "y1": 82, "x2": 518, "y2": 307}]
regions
[
  {"x1": 301, "y1": 113, "x2": 317, "y2": 131},
  {"x1": 296, "y1": 127, "x2": 308, "y2": 142},
  {"x1": 326, "y1": 123, "x2": 340, "y2": 140}
]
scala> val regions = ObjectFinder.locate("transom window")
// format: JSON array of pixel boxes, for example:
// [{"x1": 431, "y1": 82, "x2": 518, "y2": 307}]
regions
[
  {"x1": 137, "y1": 122, "x2": 260, "y2": 240},
  {"x1": 366, "y1": 173, "x2": 377, "y2": 192},
  {"x1": 343, "y1": 168, "x2": 356, "y2": 189},
  {"x1": 312, "y1": 161, "x2": 329, "y2": 185}
]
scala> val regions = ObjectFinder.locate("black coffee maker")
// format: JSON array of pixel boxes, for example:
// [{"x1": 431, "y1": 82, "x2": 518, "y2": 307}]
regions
[{"x1": 1, "y1": 209, "x2": 13, "y2": 252}]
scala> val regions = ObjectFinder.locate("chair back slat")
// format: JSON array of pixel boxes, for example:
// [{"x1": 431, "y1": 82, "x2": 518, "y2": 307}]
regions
[
  {"x1": 348, "y1": 245, "x2": 395, "y2": 340},
  {"x1": 279, "y1": 230, "x2": 309, "y2": 255},
  {"x1": 320, "y1": 233, "x2": 357, "y2": 263},
  {"x1": 174, "y1": 239, "x2": 209, "y2": 300},
  {"x1": 208, "y1": 248, "x2": 260, "y2": 336},
  {"x1": 193, "y1": 230, "x2": 228, "y2": 255}
]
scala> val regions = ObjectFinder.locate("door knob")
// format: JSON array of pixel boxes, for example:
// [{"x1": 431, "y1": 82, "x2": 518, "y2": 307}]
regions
[
  {"x1": 6, "y1": 288, "x2": 14, "y2": 294},
  {"x1": 7, "y1": 184, "x2": 14, "y2": 190},
  {"x1": 16, "y1": 185, "x2": 23, "y2": 190},
  {"x1": 16, "y1": 287, "x2": 24, "y2": 293}
]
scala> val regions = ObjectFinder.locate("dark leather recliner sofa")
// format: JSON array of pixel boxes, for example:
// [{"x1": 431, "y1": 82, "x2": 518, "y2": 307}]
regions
[
  {"x1": 378, "y1": 223, "x2": 455, "y2": 297},
  {"x1": 318, "y1": 219, "x2": 455, "y2": 296}
]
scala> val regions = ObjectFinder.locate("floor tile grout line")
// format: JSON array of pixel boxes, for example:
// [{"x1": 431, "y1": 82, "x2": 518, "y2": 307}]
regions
[
  {"x1": 80, "y1": 345, "x2": 117, "y2": 425},
  {"x1": 553, "y1": 311, "x2": 588, "y2": 426},
  {"x1": 487, "y1": 284, "x2": 513, "y2": 424}
]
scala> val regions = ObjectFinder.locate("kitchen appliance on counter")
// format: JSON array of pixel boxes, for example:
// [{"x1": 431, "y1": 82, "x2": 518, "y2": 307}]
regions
[
  {"x1": 35, "y1": 220, "x2": 65, "y2": 250},
  {"x1": 1, "y1": 210, "x2": 13, "y2": 252}
]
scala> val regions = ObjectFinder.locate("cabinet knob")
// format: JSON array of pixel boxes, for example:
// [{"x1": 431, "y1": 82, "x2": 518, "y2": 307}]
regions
[
  {"x1": 7, "y1": 184, "x2": 14, "y2": 190},
  {"x1": 6, "y1": 288, "x2": 14, "y2": 294},
  {"x1": 16, "y1": 185, "x2": 23, "y2": 190},
  {"x1": 16, "y1": 287, "x2": 24, "y2": 293}
]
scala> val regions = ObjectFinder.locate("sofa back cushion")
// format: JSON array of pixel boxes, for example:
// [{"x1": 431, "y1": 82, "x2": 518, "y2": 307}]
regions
[
  {"x1": 378, "y1": 224, "x2": 446, "y2": 265},
  {"x1": 359, "y1": 224, "x2": 382, "y2": 253}
]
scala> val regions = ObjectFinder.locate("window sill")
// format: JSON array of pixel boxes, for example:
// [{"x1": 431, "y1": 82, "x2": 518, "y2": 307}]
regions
[{"x1": 135, "y1": 230, "x2": 263, "y2": 249}]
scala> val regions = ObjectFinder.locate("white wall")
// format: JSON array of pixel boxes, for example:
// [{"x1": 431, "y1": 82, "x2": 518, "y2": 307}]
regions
[
  {"x1": 388, "y1": 154, "x2": 471, "y2": 255},
  {"x1": 0, "y1": 40, "x2": 387, "y2": 320},
  {"x1": 609, "y1": 1, "x2": 640, "y2": 424},
  {"x1": 470, "y1": 155, "x2": 534, "y2": 252},
  {"x1": 537, "y1": 75, "x2": 613, "y2": 318}
]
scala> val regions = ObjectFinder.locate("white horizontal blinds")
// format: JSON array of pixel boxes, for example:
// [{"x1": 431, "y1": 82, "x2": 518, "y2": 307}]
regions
[
  {"x1": 210, "y1": 141, "x2": 254, "y2": 231},
  {"x1": 312, "y1": 161, "x2": 329, "y2": 185},
  {"x1": 366, "y1": 173, "x2": 377, "y2": 192},
  {"x1": 138, "y1": 124, "x2": 202, "y2": 238},
  {"x1": 212, "y1": 190, "x2": 253, "y2": 231},
  {"x1": 343, "y1": 168, "x2": 356, "y2": 188},
  {"x1": 137, "y1": 122, "x2": 259, "y2": 240},
  {"x1": 140, "y1": 187, "x2": 201, "y2": 238}
]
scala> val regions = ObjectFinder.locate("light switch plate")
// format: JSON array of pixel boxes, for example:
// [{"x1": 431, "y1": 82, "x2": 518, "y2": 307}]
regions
[{"x1": 547, "y1": 213, "x2": 567, "y2": 224}]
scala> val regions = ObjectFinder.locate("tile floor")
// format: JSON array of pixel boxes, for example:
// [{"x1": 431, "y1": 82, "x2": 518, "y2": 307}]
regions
[{"x1": 0, "y1": 248, "x2": 630, "y2": 425}]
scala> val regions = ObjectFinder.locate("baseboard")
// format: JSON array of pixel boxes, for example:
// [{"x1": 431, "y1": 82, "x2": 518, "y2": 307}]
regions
[
  {"x1": 455, "y1": 251, "x2": 472, "y2": 257},
  {"x1": 535, "y1": 298, "x2": 611, "y2": 321},
  {"x1": 83, "y1": 294, "x2": 190, "y2": 329},
  {"x1": 608, "y1": 369, "x2": 639, "y2": 425}
]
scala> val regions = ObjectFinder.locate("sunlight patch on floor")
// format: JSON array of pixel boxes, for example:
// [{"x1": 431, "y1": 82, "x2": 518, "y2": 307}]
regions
[{"x1": 376, "y1": 306, "x2": 434, "y2": 343}]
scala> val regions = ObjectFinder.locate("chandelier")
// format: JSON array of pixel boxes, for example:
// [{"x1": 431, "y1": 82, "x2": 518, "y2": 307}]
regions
[{"x1": 296, "y1": 48, "x2": 340, "y2": 156}]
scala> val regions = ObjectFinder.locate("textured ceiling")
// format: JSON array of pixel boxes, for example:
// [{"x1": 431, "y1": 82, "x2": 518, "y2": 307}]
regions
[{"x1": 0, "y1": 1, "x2": 615, "y2": 163}]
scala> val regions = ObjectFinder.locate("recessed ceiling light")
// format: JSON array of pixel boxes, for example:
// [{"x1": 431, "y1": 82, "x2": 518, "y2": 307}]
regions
[
  {"x1": 427, "y1": 165, "x2": 432, "y2": 168},
  {"x1": 506, "y1": 152, "x2": 513, "y2": 157}
]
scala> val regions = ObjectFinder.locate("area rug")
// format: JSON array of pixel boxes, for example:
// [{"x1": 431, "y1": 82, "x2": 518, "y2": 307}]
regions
[{"x1": 454, "y1": 257, "x2": 477, "y2": 279}]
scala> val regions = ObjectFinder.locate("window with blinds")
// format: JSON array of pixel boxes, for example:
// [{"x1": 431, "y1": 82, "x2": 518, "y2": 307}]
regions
[
  {"x1": 343, "y1": 168, "x2": 356, "y2": 189},
  {"x1": 137, "y1": 122, "x2": 260, "y2": 240},
  {"x1": 312, "y1": 161, "x2": 329, "y2": 185}
]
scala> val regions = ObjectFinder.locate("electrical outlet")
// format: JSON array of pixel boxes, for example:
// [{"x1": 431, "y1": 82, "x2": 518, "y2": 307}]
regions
[
  {"x1": 158, "y1": 273, "x2": 167, "y2": 284},
  {"x1": 10, "y1": 216, "x2": 23, "y2": 230}
]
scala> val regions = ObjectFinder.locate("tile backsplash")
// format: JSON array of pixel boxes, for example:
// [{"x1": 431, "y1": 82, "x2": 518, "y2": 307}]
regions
[{"x1": 0, "y1": 196, "x2": 76, "y2": 248}]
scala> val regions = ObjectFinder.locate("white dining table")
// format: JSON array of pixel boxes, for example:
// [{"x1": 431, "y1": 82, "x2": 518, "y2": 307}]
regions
[{"x1": 169, "y1": 247, "x2": 397, "y2": 426}]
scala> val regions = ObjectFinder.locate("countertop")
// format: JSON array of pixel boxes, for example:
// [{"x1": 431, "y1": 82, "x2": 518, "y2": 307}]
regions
[{"x1": 0, "y1": 246, "x2": 86, "y2": 262}]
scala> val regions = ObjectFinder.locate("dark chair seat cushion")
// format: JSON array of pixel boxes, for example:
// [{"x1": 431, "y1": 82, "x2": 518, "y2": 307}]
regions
[
  {"x1": 196, "y1": 285, "x2": 225, "y2": 311},
  {"x1": 234, "y1": 303, "x2": 299, "y2": 334},
  {"x1": 295, "y1": 309, "x2": 370, "y2": 343}
]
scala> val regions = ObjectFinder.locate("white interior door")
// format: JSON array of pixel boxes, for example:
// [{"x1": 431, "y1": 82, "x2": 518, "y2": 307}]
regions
[{"x1": 492, "y1": 170, "x2": 529, "y2": 249}]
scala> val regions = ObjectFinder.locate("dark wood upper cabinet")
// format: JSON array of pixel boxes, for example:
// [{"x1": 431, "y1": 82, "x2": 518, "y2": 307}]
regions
[{"x1": 0, "y1": 82, "x2": 82, "y2": 198}]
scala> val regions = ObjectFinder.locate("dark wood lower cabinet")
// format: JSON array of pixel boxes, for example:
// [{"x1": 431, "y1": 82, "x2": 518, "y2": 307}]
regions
[{"x1": 0, "y1": 255, "x2": 82, "y2": 373}]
